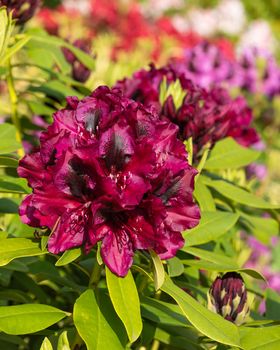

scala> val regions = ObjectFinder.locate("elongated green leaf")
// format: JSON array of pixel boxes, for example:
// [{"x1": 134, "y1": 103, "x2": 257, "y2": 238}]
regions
[
  {"x1": 0, "y1": 176, "x2": 29, "y2": 194},
  {"x1": 150, "y1": 249, "x2": 165, "y2": 290},
  {"x1": 1, "y1": 35, "x2": 31, "y2": 63},
  {"x1": 55, "y1": 247, "x2": 82, "y2": 266},
  {"x1": 0, "y1": 124, "x2": 21, "y2": 154},
  {"x1": 183, "y1": 211, "x2": 239, "y2": 246},
  {"x1": 205, "y1": 138, "x2": 260, "y2": 169},
  {"x1": 161, "y1": 277, "x2": 240, "y2": 347},
  {"x1": 106, "y1": 268, "x2": 142, "y2": 342},
  {"x1": 182, "y1": 258, "x2": 265, "y2": 280},
  {"x1": 182, "y1": 246, "x2": 238, "y2": 267},
  {"x1": 194, "y1": 177, "x2": 216, "y2": 211},
  {"x1": 0, "y1": 238, "x2": 47, "y2": 266},
  {"x1": 239, "y1": 211, "x2": 279, "y2": 244},
  {"x1": 202, "y1": 177, "x2": 279, "y2": 209},
  {"x1": 40, "y1": 338, "x2": 53, "y2": 350},
  {"x1": 240, "y1": 325, "x2": 280, "y2": 350},
  {"x1": 0, "y1": 156, "x2": 18, "y2": 168},
  {"x1": 0, "y1": 304, "x2": 69, "y2": 335},
  {"x1": 73, "y1": 289, "x2": 124, "y2": 350},
  {"x1": 29, "y1": 32, "x2": 95, "y2": 70},
  {"x1": 141, "y1": 296, "x2": 191, "y2": 327},
  {"x1": 57, "y1": 331, "x2": 71, "y2": 350}
]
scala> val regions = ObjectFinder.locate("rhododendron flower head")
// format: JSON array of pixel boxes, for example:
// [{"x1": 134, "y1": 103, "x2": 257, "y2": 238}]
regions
[
  {"x1": 18, "y1": 86, "x2": 200, "y2": 276},
  {"x1": 115, "y1": 64, "x2": 259, "y2": 158},
  {"x1": 1, "y1": 0, "x2": 41, "y2": 24}
]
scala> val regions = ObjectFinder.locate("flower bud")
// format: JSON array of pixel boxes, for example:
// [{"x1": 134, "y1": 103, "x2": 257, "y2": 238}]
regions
[
  {"x1": 208, "y1": 272, "x2": 249, "y2": 325},
  {"x1": 63, "y1": 39, "x2": 92, "y2": 83},
  {"x1": 0, "y1": 0, "x2": 41, "y2": 25}
]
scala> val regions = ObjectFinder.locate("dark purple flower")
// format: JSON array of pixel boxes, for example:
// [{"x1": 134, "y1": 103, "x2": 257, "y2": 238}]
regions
[
  {"x1": 0, "y1": 0, "x2": 41, "y2": 24},
  {"x1": 208, "y1": 272, "x2": 249, "y2": 325},
  {"x1": 115, "y1": 64, "x2": 259, "y2": 159},
  {"x1": 63, "y1": 39, "x2": 92, "y2": 83},
  {"x1": 18, "y1": 86, "x2": 200, "y2": 277}
]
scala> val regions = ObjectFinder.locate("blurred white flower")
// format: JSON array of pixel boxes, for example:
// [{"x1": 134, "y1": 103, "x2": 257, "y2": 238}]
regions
[
  {"x1": 141, "y1": 0, "x2": 184, "y2": 18},
  {"x1": 172, "y1": 15, "x2": 190, "y2": 33},
  {"x1": 187, "y1": 8, "x2": 218, "y2": 37},
  {"x1": 238, "y1": 20, "x2": 277, "y2": 53},
  {"x1": 216, "y1": 0, "x2": 246, "y2": 35},
  {"x1": 63, "y1": 0, "x2": 91, "y2": 15}
]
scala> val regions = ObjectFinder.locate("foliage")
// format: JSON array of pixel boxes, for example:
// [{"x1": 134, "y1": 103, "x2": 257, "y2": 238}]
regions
[{"x1": 0, "y1": 4, "x2": 280, "y2": 350}]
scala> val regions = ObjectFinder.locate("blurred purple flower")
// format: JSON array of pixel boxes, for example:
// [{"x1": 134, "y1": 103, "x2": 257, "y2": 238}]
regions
[
  {"x1": 239, "y1": 47, "x2": 280, "y2": 98},
  {"x1": 18, "y1": 86, "x2": 200, "y2": 277},
  {"x1": 0, "y1": 0, "x2": 41, "y2": 24},
  {"x1": 63, "y1": 39, "x2": 92, "y2": 83},
  {"x1": 174, "y1": 41, "x2": 241, "y2": 89}
]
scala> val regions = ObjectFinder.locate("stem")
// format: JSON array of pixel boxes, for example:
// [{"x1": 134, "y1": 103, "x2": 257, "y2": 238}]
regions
[
  {"x1": 7, "y1": 60, "x2": 24, "y2": 157},
  {"x1": 71, "y1": 331, "x2": 83, "y2": 350},
  {"x1": 196, "y1": 144, "x2": 210, "y2": 175},
  {"x1": 150, "y1": 340, "x2": 160, "y2": 350},
  {"x1": 88, "y1": 260, "x2": 102, "y2": 288}
]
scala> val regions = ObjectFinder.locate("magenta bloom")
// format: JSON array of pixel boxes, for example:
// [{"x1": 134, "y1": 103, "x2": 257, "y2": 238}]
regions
[
  {"x1": 18, "y1": 86, "x2": 200, "y2": 276},
  {"x1": 0, "y1": 0, "x2": 41, "y2": 24},
  {"x1": 115, "y1": 65, "x2": 259, "y2": 158}
]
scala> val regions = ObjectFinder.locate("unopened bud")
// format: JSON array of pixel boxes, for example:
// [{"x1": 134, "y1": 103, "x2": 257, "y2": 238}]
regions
[{"x1": 208, "y1": 272, "x2": 249, "y2": 325}]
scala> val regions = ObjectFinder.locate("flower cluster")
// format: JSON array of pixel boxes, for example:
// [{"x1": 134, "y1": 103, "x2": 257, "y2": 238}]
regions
[
  {"x1": 239, "y1": 47, "x2": 280, "y2": 98},
  {"x1": 63, "y1": 38, "x2": 92, "y2": 83},
  {"x1": 208, "y1": 272, "x2": 249, "y2": 325},
  {"x1": 174, "y1": 41, "x2": 280, "y2": 99},
  {"x1": 0, "y1": 0, "x2": 41, "y2": 24},
  {"x1": 115, "y1": 64, "x2": 259, "y2": 158},
  {"x1": 18, "y1": 86, "x2": 200, "y2": 277},
  {"x1": 174, "y1": 41, "x2": 241, "y2": 89}
]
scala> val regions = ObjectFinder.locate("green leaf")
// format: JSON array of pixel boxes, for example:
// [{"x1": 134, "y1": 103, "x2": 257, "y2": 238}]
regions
[
  {"x1": 0, "y1": 304, "x2": 69, "y2": 335},
  {"x1": 205, "y1": 138, "x2": 260, "y2": 169},
  {"x1": 106, "y1": 268, "x2": 142, "y2": 342},
  {"x1": 239, "y1": 211, "x2": 279, "y2": 244},
  {"x1": 182, "y1": 246, "x2": 239, "y2": 268},
  {"x1": 55, "y1": 247, "x2": 82, "y2": 266},
  {"x1": 57, "y1": 331, "x2": 71, "y2": 350},
  {"x1": 240, "y1": 325, "x2": 280, "y2": 350},
  {"x1": 1, "y1": 34, "x2": 31, "y2": 63},
  {"x1": 265, "y1": 289, "x2": 280, "y2": 320},
  {"x1": 161, "y1": 276, "x2": 240, "y2": 347},
  {"x1": 40, "y1": 338, "x2": 53, "y2": 350},
  {"x1": 141, "y1": 296, "x2": 191, "y2": 327},
  {"x1": 202, "y1": 177, "x2": 279, "y2": 209},
  {"x1": 183, "y1": 211, "x2": 239, "y2": 246},
  {"x1": 29, "y1": 32, "x2": 95, "y2": 70},
  {"x1": 0, "y1": 238, "x2": 47, "y2": 266},
  {"x1": 73, "y1": 289, "x2": 124, "y2": 350},
  {"x1": 167, "y1": 257, "x2": 184, "y2": 277},
  {"x1": 194, "y1": 177, "x2": 216, "y2": 211},
  {"x1": 0, "y1": 156, "x2": 18, "y2": 168},
  {"x1": 0, "y1": 124, "x2": 21, "y2": 154},
  {"x1": 0, "y1": 176, "x2": 29, "y2": 194},
  {"x1": 150, "y1": 249, "x2": 165, "y2": 291}
]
